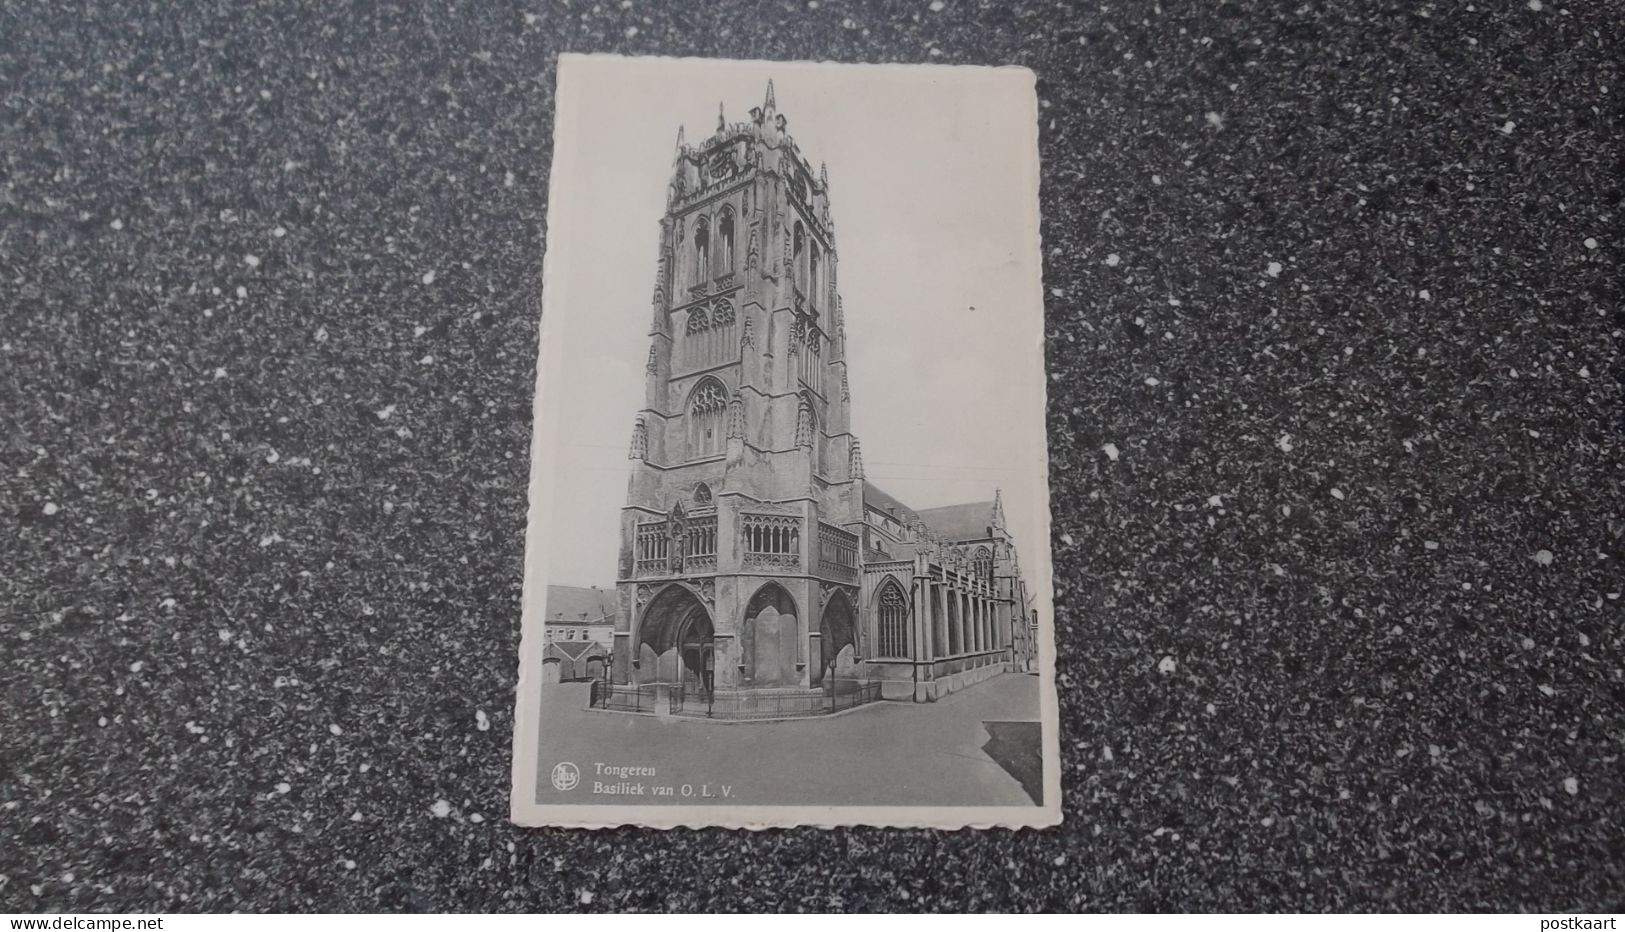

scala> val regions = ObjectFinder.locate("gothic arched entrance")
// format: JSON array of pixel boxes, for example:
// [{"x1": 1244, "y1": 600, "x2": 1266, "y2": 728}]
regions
[
  {"x1": 740, "y1": 582, "x2": 799, "y2": 688},
  {"x1": 636, "y1": 584, "x2": 714, "y2": 694},
  {"x1": 817, "y1": 590, "x2": 857, "y2": 689}
]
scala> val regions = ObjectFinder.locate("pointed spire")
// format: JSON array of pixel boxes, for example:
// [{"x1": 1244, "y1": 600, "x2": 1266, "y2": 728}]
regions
[
  {"x1": 849, "y1": 437, "x2": 864, "y2": 479},
  {"x1": 820, "y1": 161, "x2": 828, "y2": 186},
  {"x1": 992, "y1": 488, "x2": 1006, "y2": 530},
  {"x1": 718, "y1": 101, "x2": 726, "y2": 132},
  {"x1": 674, "y1": 124, "x2": 686, "y2": 155},
  {"x1": 764, "y1": 79, "x2": 776, "y2": 112}
]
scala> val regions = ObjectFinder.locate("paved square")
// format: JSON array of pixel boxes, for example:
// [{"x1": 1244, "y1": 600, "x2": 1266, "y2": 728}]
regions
[{"x1": 532, "y1": 672, "x2": 1042, "y2": 808}]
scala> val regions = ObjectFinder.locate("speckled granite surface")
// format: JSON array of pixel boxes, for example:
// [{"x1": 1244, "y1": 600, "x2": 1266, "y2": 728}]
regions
[{"x1": 2, "y1": 0, "x2": 1621, "y2": 913}]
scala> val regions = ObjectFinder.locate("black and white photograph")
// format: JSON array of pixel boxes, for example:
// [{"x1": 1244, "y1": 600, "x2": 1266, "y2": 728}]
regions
[
  {"x1": 511, "y1": 55, "x2": 1059, "y2": 828},
  {"x1": 4, "y1": 0, "x2": 1621, "y2": 916}
]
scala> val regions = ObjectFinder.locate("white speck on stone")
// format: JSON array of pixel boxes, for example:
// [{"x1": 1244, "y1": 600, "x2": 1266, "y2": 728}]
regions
[
  {"x1": 314, "y1": 326, "x2": 328, "y2": 343},
  {"x1": 476, "y1": 709, "x2": 490, "y2": 731},
  {"x1": 1276, "y1": 433, "x2": 1294, "y2": 453},
  {"x1": 1205, "y1": 703, "x2": 1216, "y2": 716},
  {"x1": 430, "y1": 799, "x2": 452, "y2": 819},
  {"x1": 624, "y1": 25, "x2": 638, "y2": 38},
  {"x1": 1521, "y1": 636, "x2": 1536, "y2": 650},
  {"x1": 244, "y1": 254, "x2": 260, "y2": 268},
  {"x1": 1103, "y1": 442, "x2": 1120, "y2": 461},
  {"x1": 1579, "y1": 632, "x2": 1590, "y2": 647},
  {"x1": 1267, "y1": 261, "x2": 1283, "y2": 278},
  {"x1": 1527, "y1": 0, "x2": 1543, "y2": 10},
  {"x1": 1533, "y1": 549, "x2": 1554, "y2": 566},
  {"x1": 110, "y1": 218, "x2": 124, "y2": 230},
  {"x1": 1157, "y1": 655, "x2": 1177, "y2": 675},
  {"x1": 213, "y1": 367, "x2": 227, "y2": 379},
  {"x1": 273, "y1": 226, "x2": 287, "y2": 238},
  {"x1": 342, "y1": 859, "x2": 356, "y2": 870},
  {"x1": 1104, "y1": 253, "x2": 1121, "y2": 267},
  {"x1": 1583, "y1": 237, "x2": 1598, "y2": 250},
  {"x1": 1562, "y1": 776, "x2": 1578, "y2": 796},
  {"x1": 1500, "y1": 120, "x2": 1516, "y2": 135},
  {"x1": 375, "y1": 404, "x2": 397, "y2": 421},
  {"x1": 1419, "y1": 288, "x2": 1432, "y2": 301},
  {"x1": 129, "y1": 660, "x2": 144, "y2": 673},
  {"x1": 265, "y1": 450, "x2": 280, "y2": 464},
  {"x1": 1261, "y1": 816, "x2": 1274, "y2": 827},
  {"x1": 504, "y1": 171, "x2": 515, "y2": 188},
  {"x1": 43, "y1": 501, "x2": 60, "y2": 516},
  {"x1": 469, "y1": 812, "x2": 484, "y2": 823},
  {"x1": 1424, "y1": 540, "x2": 1439, "y2": 550},
  {"x1": 217, "y1": 629, "x2": 233, "y2": 643},
  {"x1": 1538, "y1": 684, "x2": 1555, "y2": 697},
  {"x1": 1102, "y1": 744, "x2": 1114, "y2": 762},
  {"x1": 419, "y1": 355, "x2": 434, "y2": 365},
  {"x1": 275, "y1": 782, "x2": 291, "y2": 795},
  {"x1": 1207, "y1": 494, "x2": 1223, "y2": 508},
  {"x1": 578, "y1": 890, "x2": 595, "y2": 905},
  {"x1": 235, "y1": 286, "x2": 247, "y2": 299},
  {"x1": 1060, "y1": 532, "x2": 1075, "y2": 546},
  {"x1": 420, "y1": 270, "x2": 436, "y2": 285},
  {"x1": 329, "y1": 723, "x2": 343, "y2": 736},
  {"x1": 929, "y1": 0, "x2": 945, "y2": 10},
  {"x1": 1330, "y1": 488, "x2": 1346, "y2": 501},
  {"x1": 1205, "y1": 111, "x2": 1223, "y2": 129},
  {"x1": 1144, "y1": 376, "x2": 1161, "y2": 386},
  {"x1": 1052, "y1": 854, "x2": 1066, "y2": 866}
]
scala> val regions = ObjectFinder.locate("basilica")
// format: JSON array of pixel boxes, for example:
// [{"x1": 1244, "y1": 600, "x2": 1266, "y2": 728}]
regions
[{"x1": 597, "y1": 83, "x2": 1039, "y2": 716}]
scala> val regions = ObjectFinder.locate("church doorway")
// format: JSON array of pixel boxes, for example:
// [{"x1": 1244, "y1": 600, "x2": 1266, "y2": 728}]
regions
[
  {"x1": 635, "y1": 584, "x2": 714, "y2": 693},
  {"x1": 817, "y1": 590, "x2": 857, "y2": 690}
]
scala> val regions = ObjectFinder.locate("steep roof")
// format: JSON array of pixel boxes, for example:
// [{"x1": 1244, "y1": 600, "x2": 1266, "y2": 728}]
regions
[
  {"x1": 545, "y1": 585, "x2": 617, "y2": 625},
  {"x1": 861, "y1": 482, "x2": 919, "y2": 524},
  {"x1": 915, "y1": 501, "x2": 997, "y2": 542}
]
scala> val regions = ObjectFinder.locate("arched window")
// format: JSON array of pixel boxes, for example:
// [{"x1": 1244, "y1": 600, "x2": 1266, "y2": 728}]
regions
[
  {"x1": 693, "y1": 483, "x2": 712, "y2": 505},
  {"x1": 717, "y1": 207, "x2": 735, "y2": 275},
  {"x1": 804, "y1": 399, "x2": 823, "y2": 475},
  {"x1": 688, "y1": 379, "x2": 727, "y2": 458},
  {"x1": 876, "y1": 581, "x2": 908, "y2": 658},
  {"x1": 792, "y1": 222, "x2": 806, "y2": 294},
  {"x1": 808, "y1": 243, "x2": 820, "y2": 313},
  {"x1": 693, "y1": 217, "x2": 710, "y2": 285},
  {"x1": 973, "y1": 546, "x2": 993, "y2": 582}
]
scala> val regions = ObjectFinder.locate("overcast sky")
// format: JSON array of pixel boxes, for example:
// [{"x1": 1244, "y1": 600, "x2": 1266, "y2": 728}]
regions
[{"x1": 530, "y1": 55, "x2": 1050, "y2": 615}]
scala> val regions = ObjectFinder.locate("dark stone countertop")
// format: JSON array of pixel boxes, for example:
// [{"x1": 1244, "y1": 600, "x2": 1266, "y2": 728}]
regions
[{"x1": 2, "y1": 0, "x2": 1621, "y2": 913}]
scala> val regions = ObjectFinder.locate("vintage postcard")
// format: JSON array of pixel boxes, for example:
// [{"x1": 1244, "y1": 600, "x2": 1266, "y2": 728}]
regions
[{"x1": 511, "y1": 54, "x2": 1059, "y2": 829}]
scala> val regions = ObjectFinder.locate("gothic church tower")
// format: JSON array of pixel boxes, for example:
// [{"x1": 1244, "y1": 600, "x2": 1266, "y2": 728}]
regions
[{"x1": 613, "y1": 83, "x2": 866, "y2": 698}]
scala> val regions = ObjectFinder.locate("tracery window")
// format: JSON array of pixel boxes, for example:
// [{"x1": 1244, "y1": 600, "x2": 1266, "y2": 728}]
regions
[
  {"x1": 973, "y1": 546, "x2": 993, "y2": 582},
  {"x1": 684, "y1": 297, "x2": 736, "y2": 370},
  {"x1": 876, "y1": 582, "x2": 909, "y2": 658},
  {"x1": 688, "y1": 379, "x2": 727, "y2": 458}
]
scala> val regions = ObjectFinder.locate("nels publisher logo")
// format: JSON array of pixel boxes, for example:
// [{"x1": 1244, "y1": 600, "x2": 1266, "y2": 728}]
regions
[{"x1": 550, "y1": 761, "x2": 581, "y2": 792}]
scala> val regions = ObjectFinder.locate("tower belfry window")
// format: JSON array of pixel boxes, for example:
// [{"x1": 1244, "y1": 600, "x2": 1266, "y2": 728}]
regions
[
  {"x1": 693, "y1": 218, "x2": 710, "y2": 286},
  {"x1": 717, "y1": 208, "x2": 735, "y2": 275},
  {"x1": 808, "y1": 244, "x2": 820, "y2": 314}
]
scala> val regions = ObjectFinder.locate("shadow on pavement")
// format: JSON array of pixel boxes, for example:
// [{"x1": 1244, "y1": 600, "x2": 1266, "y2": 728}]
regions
[{"x1": 981, "y1": 720, "x2": 1043, "y2": 805}]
